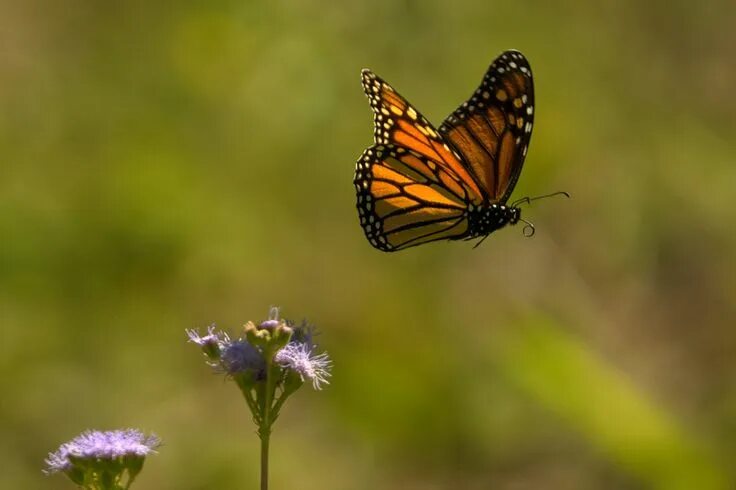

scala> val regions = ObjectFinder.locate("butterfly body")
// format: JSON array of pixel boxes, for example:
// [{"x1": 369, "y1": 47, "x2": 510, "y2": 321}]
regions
[
  {"x1": 355, "y1": 50, "x2": 535, "y2": 252},
  {"x1": 465, "y1": 203, "x2": 521, "y2": 240}
]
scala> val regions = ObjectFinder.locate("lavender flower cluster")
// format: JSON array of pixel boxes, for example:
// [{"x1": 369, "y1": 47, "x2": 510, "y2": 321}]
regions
[
  {"x1": 187, "y1": 308, "x2": 331, "y2": 390},
  {"x1": 45, "y1": 429, "x2": 160, "y2": 474},
  {"x1": 45, "y1": 429, "x2": 159, "y2": 489}
]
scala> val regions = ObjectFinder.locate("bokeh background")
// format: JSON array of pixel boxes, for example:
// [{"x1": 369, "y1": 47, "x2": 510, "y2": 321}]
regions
[{"x1": 2, "y1": 1, "x2": 735, "y2": 488}]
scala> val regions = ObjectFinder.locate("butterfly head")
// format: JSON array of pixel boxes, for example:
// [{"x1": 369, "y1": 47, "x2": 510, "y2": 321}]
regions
[
  {"x1": 505, "y1": 207, "x2": 539, "y2": 237},
  {"x1": 508, "y1": 206, "x2": 521, "y2": 225}
]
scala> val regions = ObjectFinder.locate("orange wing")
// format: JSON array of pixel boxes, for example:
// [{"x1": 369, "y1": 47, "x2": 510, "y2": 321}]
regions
[
  {"x1": 355, "y1": 146, "x2": 471, "y2": 251},
  {"x1": 439, "y1": 50, "x2": 534, "y2": 203},
  {"x1": 355, "y1": 70, "x2": 484, "y2": 251}
]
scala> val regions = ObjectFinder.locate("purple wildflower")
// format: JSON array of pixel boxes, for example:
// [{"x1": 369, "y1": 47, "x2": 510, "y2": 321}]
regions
[
  {"x1": 45, "y1": 429, "x2": 160, "y2": 475},
  {"x1": 290, "y1": 320, "x2": 318, "y2": 347},
  {"x1": 275, "y1": 342, "x2": 332, "y2": 389},
  {"x1": 258, "y1": 306, "x2": 282, "y2": 329},
  {"x1": 186, "y1": 324, "x2": 222, "y2": 347},
  {"x1": 220, "y1": 339, "x2": 266, "y2": 376},
  {"x1": 188, "y1": 324, "x2": 234, "y2": 362}
]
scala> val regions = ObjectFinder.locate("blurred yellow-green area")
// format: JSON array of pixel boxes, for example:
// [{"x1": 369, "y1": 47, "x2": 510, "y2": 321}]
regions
[{"x1": 2, "y1": 1, "x2": 735, "y2": 488}]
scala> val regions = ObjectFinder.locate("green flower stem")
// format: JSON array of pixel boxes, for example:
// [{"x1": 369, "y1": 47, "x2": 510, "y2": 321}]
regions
[
  {"x1": 260, "y1": 430, "x2": 270, "y2": 490},
  {"x1": 241, "y1": 388, "x2": 260, "y2": 425},
  {"x1": 269, "y1": 394, "x2": 288, "y2": 420},
  {"x1": 259, "y1": 364, "x2": 280, "y2": 490}
]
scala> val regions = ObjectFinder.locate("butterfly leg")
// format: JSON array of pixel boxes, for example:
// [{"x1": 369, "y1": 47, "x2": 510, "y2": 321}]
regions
[{"x1": 472, "y1": 234, "x2": 490, "y2": 249}]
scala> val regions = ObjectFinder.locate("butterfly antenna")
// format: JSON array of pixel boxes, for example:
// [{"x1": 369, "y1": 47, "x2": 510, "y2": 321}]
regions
[
  {"x1": 519, "y1": 218, "x2": 536, "y2": 237},
  {"x1": 511, "y1": 191, "x2": 570, "y2": 208}
]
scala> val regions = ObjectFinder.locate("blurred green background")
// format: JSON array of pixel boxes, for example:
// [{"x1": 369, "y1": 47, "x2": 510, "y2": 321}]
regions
[{"x1": 2, "y1": 1, "x2": 735, "y2": 488}]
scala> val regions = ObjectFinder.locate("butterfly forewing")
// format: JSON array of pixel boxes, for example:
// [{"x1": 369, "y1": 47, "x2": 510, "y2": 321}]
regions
[
  {"x1": 438, "y1": 50, "x2": 534, "y2": 203},
  {"x1": 359, "y1": 70, "x2": 485, "y2": 203}
]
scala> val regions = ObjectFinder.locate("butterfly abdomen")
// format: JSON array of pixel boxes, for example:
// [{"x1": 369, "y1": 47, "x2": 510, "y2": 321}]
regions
[{"x1": 464, "y1": 204, "x2": 520, "y2": 239}]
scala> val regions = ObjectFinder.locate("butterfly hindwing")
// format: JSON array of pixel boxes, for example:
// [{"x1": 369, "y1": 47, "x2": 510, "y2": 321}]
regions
[
  {"x1": 355, "y1": 144, "x2": 470, "y2": 251},
  {"x1": 439, "y1": 50, "x2": 534, "y2": 203}
]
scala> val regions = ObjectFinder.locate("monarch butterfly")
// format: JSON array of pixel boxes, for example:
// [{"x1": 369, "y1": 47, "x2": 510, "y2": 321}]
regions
[{"x1": 354, "y1": 50, "x2": 566, "y2": 252}]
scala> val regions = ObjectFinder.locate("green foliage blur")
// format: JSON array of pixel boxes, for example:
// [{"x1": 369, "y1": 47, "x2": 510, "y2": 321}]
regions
[{"x1": 2, "y1": 1, "x2": 735, "y2": 488}]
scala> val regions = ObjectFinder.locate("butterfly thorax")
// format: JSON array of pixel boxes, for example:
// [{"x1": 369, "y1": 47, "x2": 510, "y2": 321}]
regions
[{"x1": 465, "y1": 203, "x2": 520, "y2": 238}]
